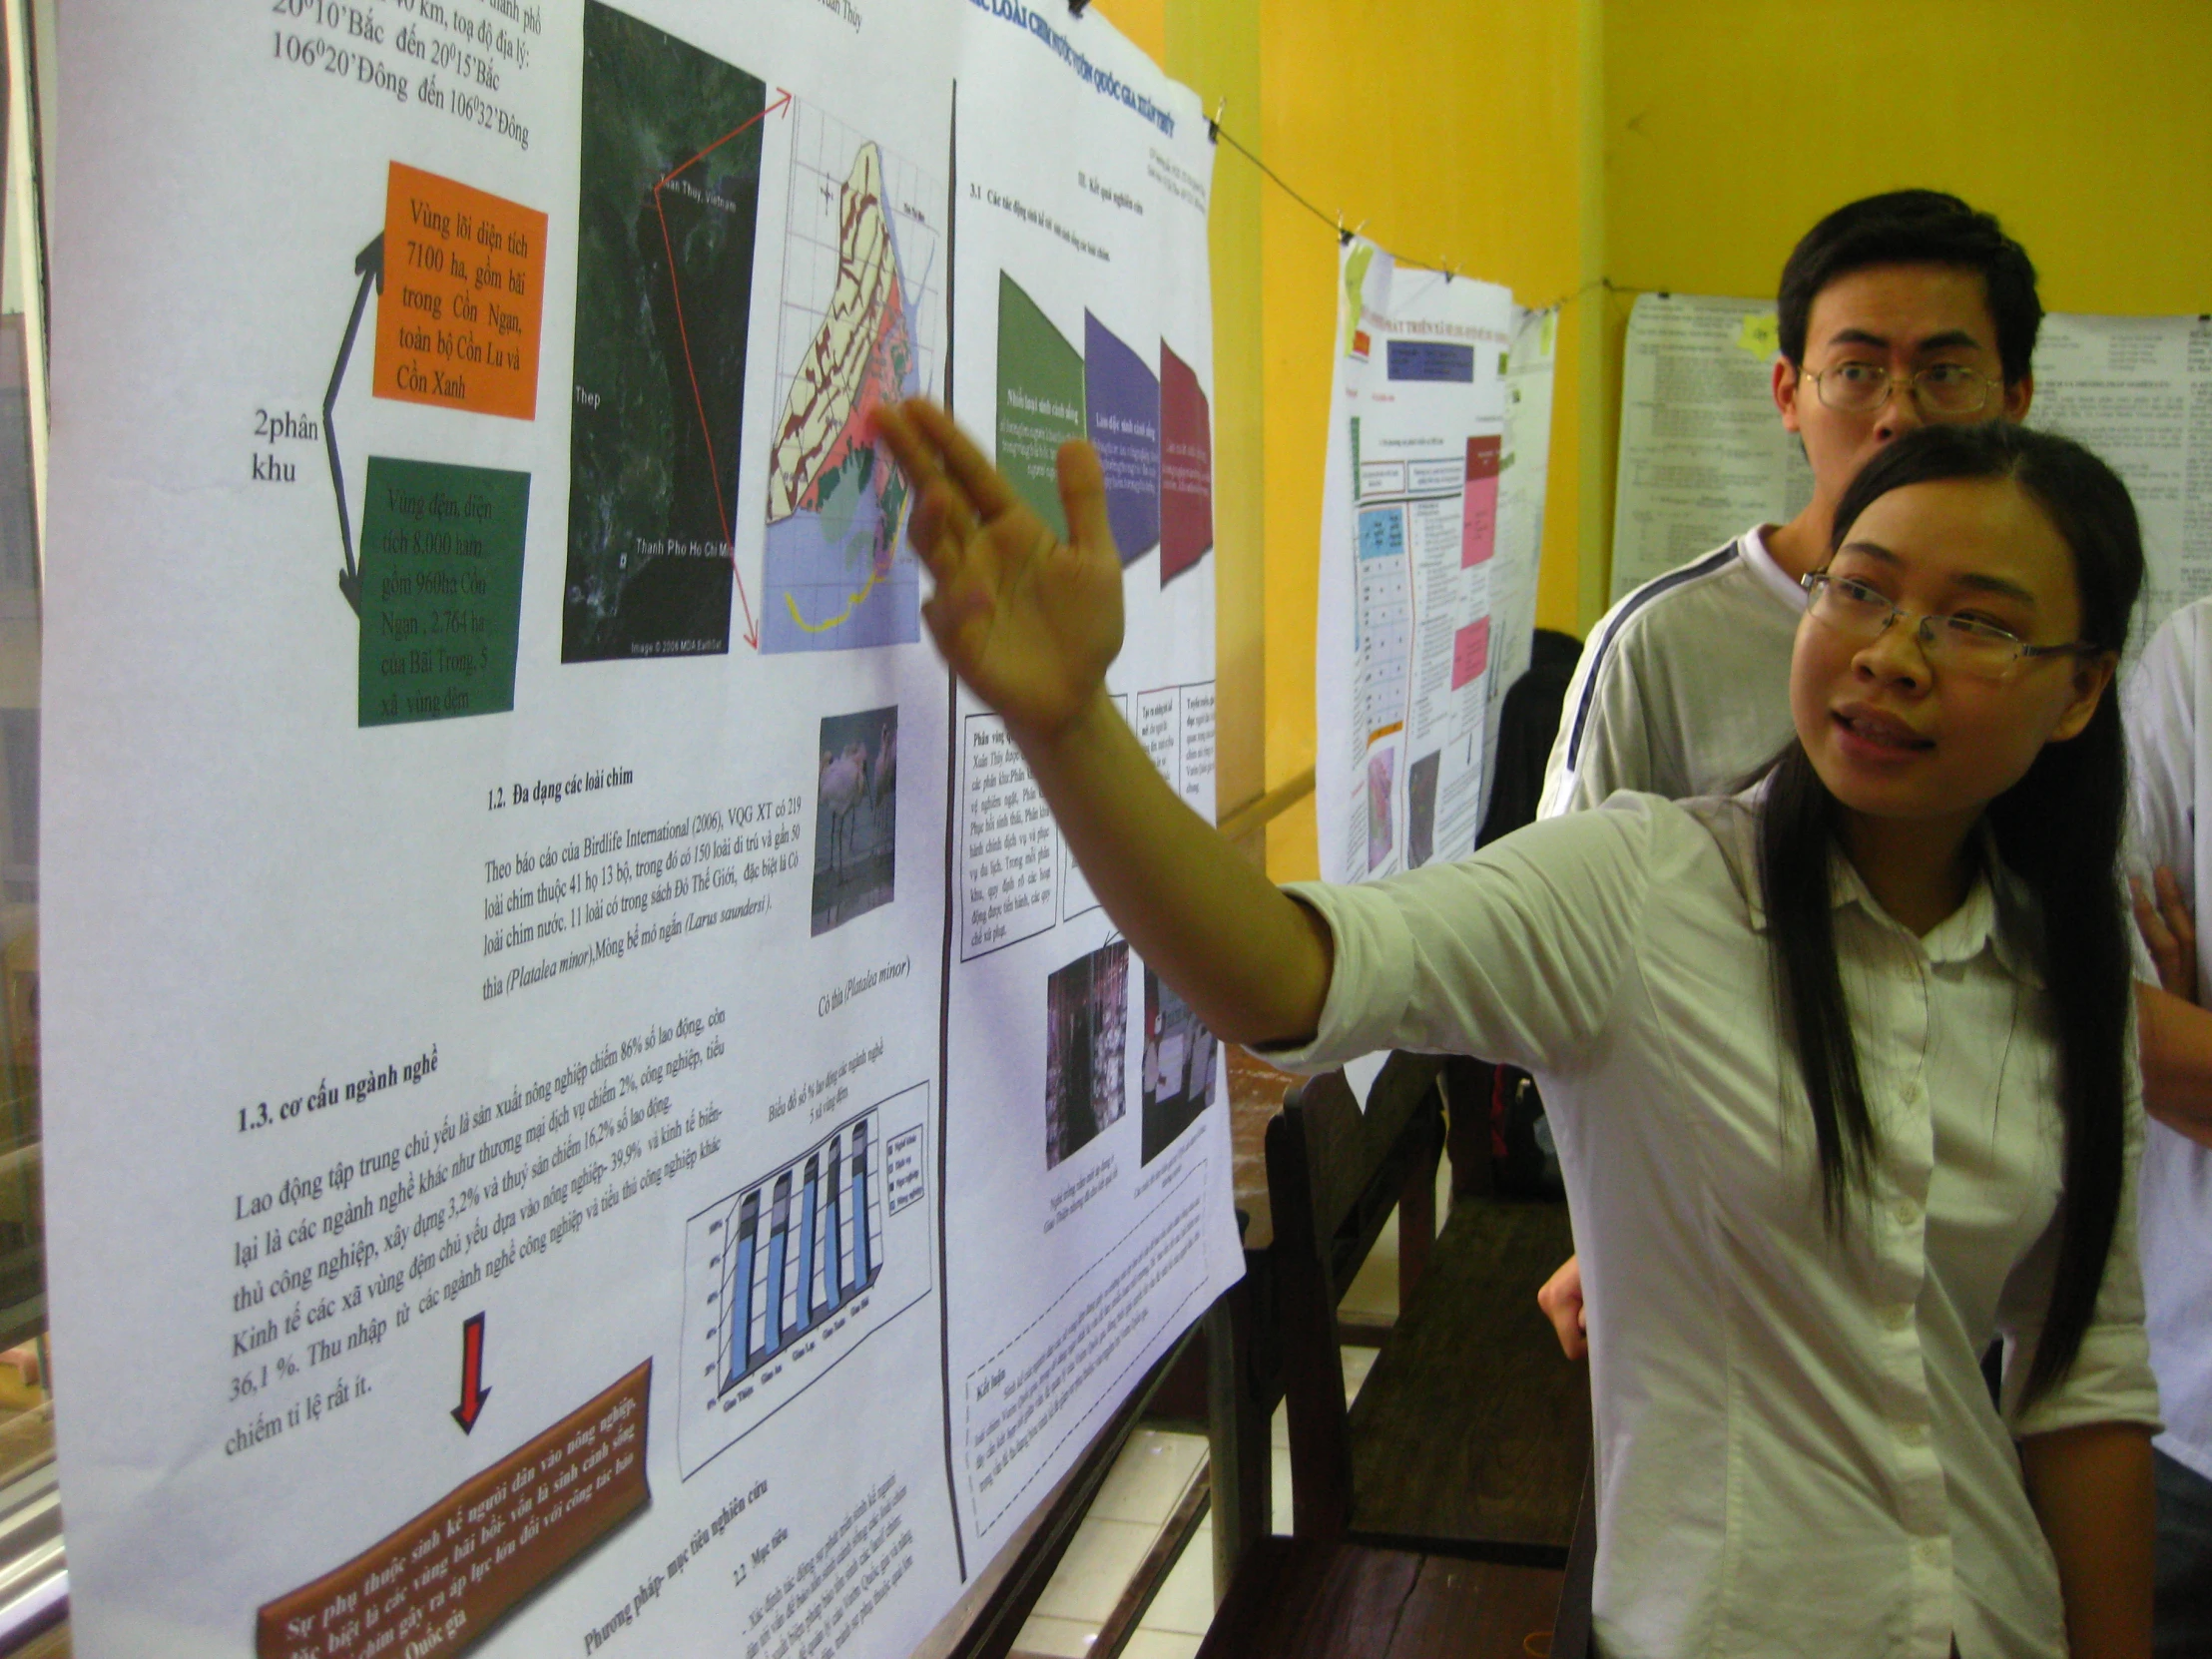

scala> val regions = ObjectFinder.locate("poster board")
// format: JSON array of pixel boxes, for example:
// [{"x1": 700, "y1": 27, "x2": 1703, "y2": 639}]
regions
[{"x1": 41, "y1": 3, "x2": 1239, "y2": 1654}]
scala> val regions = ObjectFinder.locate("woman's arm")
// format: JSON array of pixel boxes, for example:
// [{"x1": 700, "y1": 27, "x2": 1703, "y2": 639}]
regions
[
  {"x1": 875, "y1": 400, "x2": 1331, "y2": 1046},
  {"x1": 2018, "y1": 1420, "x2": 2154, "y2": 1659},
  {"x1": 1019, "y1": 691, "x2": 1334, "y2": 1046}
]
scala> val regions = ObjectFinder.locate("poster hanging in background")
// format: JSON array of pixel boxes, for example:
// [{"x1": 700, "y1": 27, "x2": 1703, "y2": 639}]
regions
[
  {"x1": 2024, "y1": 313, "x2": 2212, "y2": 639},
  {"x1": 1315, "y1": 239, "x2": 1549, "y2": 887},
  {"x1": 1610, "y1": 292, "x2": 2212, "y2": 653},
  {"x1": 41, "y1": 2, "x2": 1235, "y2": 1656},
  {"x1": 1607, "y1": 292, "x2": 1811, "y2": 604}
]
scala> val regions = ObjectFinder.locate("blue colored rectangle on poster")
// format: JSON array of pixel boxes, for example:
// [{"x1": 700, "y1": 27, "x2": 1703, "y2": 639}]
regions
[
  {"x1": 1385, "y1": 339, "x2": 1474, "y2": 382},
  {"x1": 1358, "y1": 506, "x2": 1404, "y2": 561}
]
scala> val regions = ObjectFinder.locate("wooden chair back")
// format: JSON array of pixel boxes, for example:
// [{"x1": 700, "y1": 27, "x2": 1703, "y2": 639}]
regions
[{"x1": 1265, "y1": 1054, "x2": 1446, "y2": 1540}]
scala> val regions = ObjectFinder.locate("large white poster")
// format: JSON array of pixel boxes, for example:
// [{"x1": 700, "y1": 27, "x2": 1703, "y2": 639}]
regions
[
  {"x1": 41, "y1": 2, "x2": 1234, "y2": 1655},
  {"x1": 1315, "y1": 240, "x2": 1543, "y2": 886},
  {"x1": 1610, "y1": 293, "x2": 2212, "y2": 651}
]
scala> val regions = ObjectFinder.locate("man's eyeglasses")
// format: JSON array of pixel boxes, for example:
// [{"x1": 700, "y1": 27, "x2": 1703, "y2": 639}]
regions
[
  {"x1": 1801, "y1": 571, "x2": 2099, "y2": 680},
  {"x1": 1801, "y1": 360, "x2": 2002, "y2": 417}
]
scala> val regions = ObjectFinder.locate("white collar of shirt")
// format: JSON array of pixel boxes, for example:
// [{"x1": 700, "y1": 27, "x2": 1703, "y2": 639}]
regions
[
  {"x1": 1741, "y1": 523, "x2": 1810, "y2": 613},
  {"x1": 1710, "y1": 786, "x2": 2043, "y2": 985}
]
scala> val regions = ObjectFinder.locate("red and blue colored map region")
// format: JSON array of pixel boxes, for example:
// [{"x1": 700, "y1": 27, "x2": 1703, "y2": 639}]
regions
[
  {"x1": 1159, "y1": 343, "x2": 1212, "y2": 586},
  {"x1": 763, "y1": 133, "x2": 931, "y2": 653},
  {"x1": 1083, "y1": 312, "x2": 1159, "y2": 566}
]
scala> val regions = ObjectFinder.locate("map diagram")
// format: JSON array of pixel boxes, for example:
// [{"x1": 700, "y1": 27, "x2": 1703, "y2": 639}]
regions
[{"x1": 761, "y1": 102, "x2": 943, "y2": 653}]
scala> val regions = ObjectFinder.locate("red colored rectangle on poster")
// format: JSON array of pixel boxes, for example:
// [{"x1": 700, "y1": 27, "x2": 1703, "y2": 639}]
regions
[
  {"x1": 1160, "y1": 342, "x2": 1213, "y2": 584},
  {"x1": 1451, "y1": 617, "x2": 1490, "y2": 689},
  {"x1": 1462, "y1": 434, "x2": 1501, "y2": 567}
]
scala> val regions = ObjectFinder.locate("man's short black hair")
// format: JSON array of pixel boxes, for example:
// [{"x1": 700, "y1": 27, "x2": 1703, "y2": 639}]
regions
[{"x1": 1777, "y1": 191, "x2": 2041, "y2": 385}]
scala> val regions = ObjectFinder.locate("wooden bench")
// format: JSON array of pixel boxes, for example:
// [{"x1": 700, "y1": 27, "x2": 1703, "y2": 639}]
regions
[
  {"x1": 1345, "y1": 1193, "x2": 1587, "y2": 1558},
  {"x1": 1199, "y1": 1536, "x2": 1563, "y2": 1659},
  {"x1": 1200, "y1": 1054, "x2": 1592, "y2": 1658},
  {"x1": 1273, "y1": 1057, "x2": 1590, "y2": 1561}
]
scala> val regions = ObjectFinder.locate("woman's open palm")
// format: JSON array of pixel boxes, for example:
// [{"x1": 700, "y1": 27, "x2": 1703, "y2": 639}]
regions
[{"x1": 875, "y1": 399, "x2": 1124, "y2": 743}]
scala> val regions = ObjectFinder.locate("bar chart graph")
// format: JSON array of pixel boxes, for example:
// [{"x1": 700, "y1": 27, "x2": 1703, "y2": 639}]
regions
[
  {"x1": 720, "y1": 1113, "x2": 882, "y2": 1385},
  {"x1": 678, "y1": 1082, "x2": 933, "y2": 1476}
]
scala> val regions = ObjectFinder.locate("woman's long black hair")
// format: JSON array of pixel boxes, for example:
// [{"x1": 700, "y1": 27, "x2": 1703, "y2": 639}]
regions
[{"x1": 1759, "y1": 421, "x2": 2143, "y2": 1404}]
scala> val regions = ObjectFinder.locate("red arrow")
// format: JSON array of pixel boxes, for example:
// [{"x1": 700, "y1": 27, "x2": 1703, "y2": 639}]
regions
[{"x1": 452, "y1": 1313, "x2": 491, "y2": 1433}]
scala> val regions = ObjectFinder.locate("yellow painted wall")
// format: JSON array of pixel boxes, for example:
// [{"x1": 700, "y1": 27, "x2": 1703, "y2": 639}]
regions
[
  {"x1": 1594, "y1": 0, "x2": 2212, "y2": 611},
  {"x1": 1093, "y1": 0, "x2": 1165, "y2": 66},
  {"x1": 1606, "y1": 1, "x2": 2212, "y2": 312}
]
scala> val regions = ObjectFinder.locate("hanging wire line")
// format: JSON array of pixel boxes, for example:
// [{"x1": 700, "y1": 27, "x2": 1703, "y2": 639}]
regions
[
  {"x1": 1207, "y1": 123, "x2": 1337, "y2": 241},
  {"x1": 1206, "y1": 111, "x2": 1617, "y2": 314}
]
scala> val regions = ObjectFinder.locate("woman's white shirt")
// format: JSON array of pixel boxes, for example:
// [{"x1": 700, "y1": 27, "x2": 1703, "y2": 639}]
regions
[{"x1": 1266, "y1": 791, "x2": 2158, "y2": 1659}]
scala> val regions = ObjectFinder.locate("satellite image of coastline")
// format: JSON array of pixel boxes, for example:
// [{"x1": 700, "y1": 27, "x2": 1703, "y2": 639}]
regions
[
  {"x1": 565, "y1": 0, "x2": 764, "y2": 662},
  {"x1": 762, "y1": 105, "x2": 942, "y2": 653}
]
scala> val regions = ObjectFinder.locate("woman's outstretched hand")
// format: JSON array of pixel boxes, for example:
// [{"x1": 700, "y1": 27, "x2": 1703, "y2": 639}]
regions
[
  {"x1": 875, "y1": 398, "x2": 1123, "y2": 746},
  {"x1": 872, "y1": 397, "x2": 1332, "y2": 1049}
]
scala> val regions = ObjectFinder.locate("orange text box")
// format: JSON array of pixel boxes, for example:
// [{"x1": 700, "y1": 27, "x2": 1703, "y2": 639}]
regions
[
  {"x1": 374, "y1": 163, "x2": 548, "y2": 421},
  {"x1": 256, "y1": 1363, "x2": 651, "y2": 1659}
]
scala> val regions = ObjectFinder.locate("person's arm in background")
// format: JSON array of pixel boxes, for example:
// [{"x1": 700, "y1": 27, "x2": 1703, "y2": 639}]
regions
[
  {"x1": 2133, "y1": 981, "x2": 2212, "y2": 1150},
  {"x1": 2020, "y1": 1422, "x2": 2155, "y2": 1659},
  {"x1": 2133, "y1": 867, "x2": 2197, "y2": 1005},
  {"x1": 874, "y1": 400, "x2": 1331, "y2": 1048},
  {"x1": 1537, "y1": 1256, "x2": 1586, "y2": 1361},
  {"x1": 2125, "y1": 604, "x2": 2212, "y2": 1148}
]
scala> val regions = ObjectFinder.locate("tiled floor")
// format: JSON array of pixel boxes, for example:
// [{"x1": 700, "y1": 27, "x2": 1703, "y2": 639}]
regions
[
  {"x1": 1011, "y1": 1427, "x2": 1210, "y2": 1658},
  {"x1": 1010, "y1": 1167, "x2": 1437, "y2": 1659}
]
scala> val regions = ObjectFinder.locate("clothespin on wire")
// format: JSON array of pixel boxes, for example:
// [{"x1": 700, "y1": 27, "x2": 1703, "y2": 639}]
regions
[
  {"x1": 1337, "y1": 211, "x2": 1350, "y2": 248},
  {"x1": 1068, "y1": 0, "x2": 1089, "y2": 15},
  {"x1": 1207, "y1": 98, "x2": 1225, "y2": 145}
]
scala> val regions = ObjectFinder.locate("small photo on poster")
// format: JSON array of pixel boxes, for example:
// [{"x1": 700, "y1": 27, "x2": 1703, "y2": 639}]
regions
[
  {"x1": 1045, "y1": 940, "x2": 1129, "y2": 1169},
  {"x1": 1366, "y1": 749, "x2": 1395, "y2": 871},
  {"x1": 813, "y1": 706, "x2": 897, "y2": 935},
  {"x1": 1406, "y1": 751, "x2": 1439, "y2": 869},
  {"x1": 1141, "y1": 968, "x2": 1217, "y2": 1166}
]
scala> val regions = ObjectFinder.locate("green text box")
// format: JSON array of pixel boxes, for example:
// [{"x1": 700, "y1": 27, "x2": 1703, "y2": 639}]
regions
[
  {"x1": 358, "y1": 458, "x2": 530, "y2": 728},
  {"x1": 996, "y1": 273, "x2": 1086, "y2": 538}
]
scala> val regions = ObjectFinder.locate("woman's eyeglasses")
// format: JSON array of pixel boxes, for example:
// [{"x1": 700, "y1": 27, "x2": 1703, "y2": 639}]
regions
[{"x1": 1801, "y1": 571, "x2": 2099, "y2": 680}]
